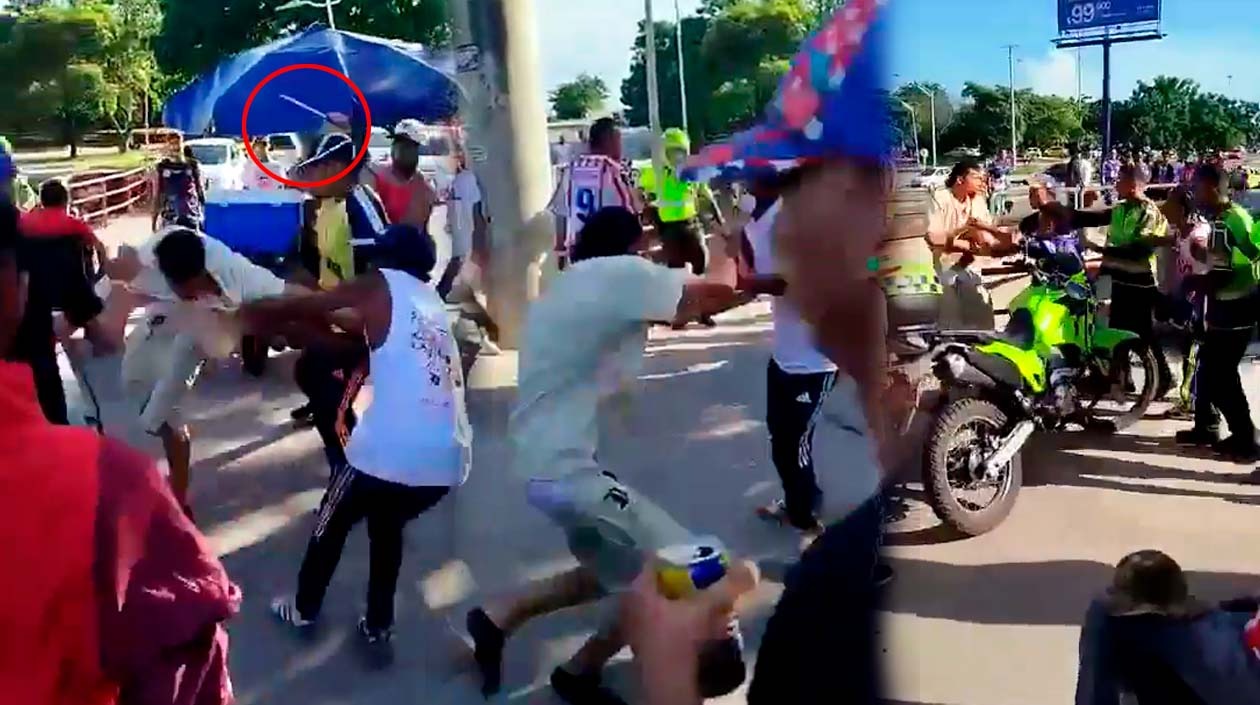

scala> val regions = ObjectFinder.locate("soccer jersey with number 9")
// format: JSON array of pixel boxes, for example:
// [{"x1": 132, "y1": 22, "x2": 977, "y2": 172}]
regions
[{"x1": 548, "y1": 154, "x2": 639, "y2": 253}]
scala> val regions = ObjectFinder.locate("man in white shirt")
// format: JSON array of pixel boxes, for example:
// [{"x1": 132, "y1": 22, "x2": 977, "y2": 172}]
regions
[
  {"x1": 926, "y1": 160, "x2": 1012, "y2": 330},
  {"x1": 243, "y1": 138, "x2": 286, "y2": 191},
  {"x1": 741, "y1": 196, "x2": 844, "y2": 533},
  {"x1": 439, "y1": 156, "x2": 484, "y2": 298},
  {"x1": 465, "y1": 207, "x2": 745, "y2": 704},
  {"x1": 443, "y1": 158, "x2": 500, "y2": 374},
  {"x1": 547, "y1": 118, "x2": 641, "y2": 270},
  {"x1": 104, "y1": 226, "x2": 301, "y2": 512}
]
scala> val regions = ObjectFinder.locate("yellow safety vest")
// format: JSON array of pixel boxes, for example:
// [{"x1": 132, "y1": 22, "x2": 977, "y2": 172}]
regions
[
  {"x1": 639, "y1": 165, "x2": 698, "y2": 223},
  {"x1": 1103, "y1": 198, "x2": 1168, "y2": 275}
]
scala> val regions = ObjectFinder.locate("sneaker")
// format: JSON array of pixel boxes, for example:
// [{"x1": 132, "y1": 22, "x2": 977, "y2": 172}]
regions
[
  {"x1": 1175, "y1": 428, "x2": 1217, "y2": 447},
  {"x1": 290, "y1": 403, "x2": 315, "y2": 428},
  {"x1": 550, "y1": 667, "x2": 628, "y2": 705},
  {"x1": 357, "y1": 618, "x2": 394, "y2": 667},
  {"x1": 756, "y1": 499, "x2": 823, "y2": 533},
  {"x1": 1213, "y1": 435, "x2": 1260, "y2": 463},
  {"x1": 874, "y1": 562, "x2": 895, "y2": 589},
  {"x1": 466, "y1": 608, "x2": 506, "y2": 697},
  {"x1": 270, "y1": 595, "x2": 316, "y2": 630},
  {"x1": 699, "y1": 315, "x2": 718, "y2": 328},
  {"x1": 755, "y1": 499, "x2": 789, "y2": 524}
]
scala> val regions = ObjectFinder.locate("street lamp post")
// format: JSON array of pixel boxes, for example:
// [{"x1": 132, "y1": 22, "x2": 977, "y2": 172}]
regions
[
  {"x1": 895, "y1": 98, "x2": 920, "y2": 165},
  {"x1": 909, "y1": 84, "x2": 937, "y2": 167},
  {"x1": 1004, "y1": 44, "x2": 1018, "y2": 165},
  {"x1": 276, "y1": 0, "x2": 341, "y2": 29},
  {"x1": 674, "y1": 0, "x2": 689, "y2": 134}
]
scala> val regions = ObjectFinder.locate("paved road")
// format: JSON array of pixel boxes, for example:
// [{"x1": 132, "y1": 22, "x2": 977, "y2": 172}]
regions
[{"x1": 84, "y1": 214, "x2": 1260, "y2": 705}]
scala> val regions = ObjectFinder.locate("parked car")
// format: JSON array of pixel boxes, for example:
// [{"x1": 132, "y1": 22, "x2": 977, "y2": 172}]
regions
[
  {"x1": 265, "y1": 132, "x2": 303, "y2": 166},
  {"x1": 1024, "y1": 147, "x2": 1043, "y2": 160},
  {"x1": 1045, "y1": 146, "x2": 1069, "y2": 159},
  {"x1": 910, "y1": 166, "x2": 951, "y2": 189},
  {"x1": 184, "y1": 137, "x2": 245, "y2": 191}
]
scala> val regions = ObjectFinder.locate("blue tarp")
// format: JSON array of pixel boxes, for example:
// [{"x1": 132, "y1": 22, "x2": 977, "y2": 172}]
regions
[{"x1": 162, "y1": 26, "x2": 460, "y2": 136}]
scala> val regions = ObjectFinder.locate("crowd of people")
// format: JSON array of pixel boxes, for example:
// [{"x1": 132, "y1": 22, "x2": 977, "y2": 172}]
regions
[
  {"x1": 922, "y1": 151, "x2": 1260, "y2": 468},
  {"x1": 2, "y1": 3, "x2": 1260, "y2": 705}
]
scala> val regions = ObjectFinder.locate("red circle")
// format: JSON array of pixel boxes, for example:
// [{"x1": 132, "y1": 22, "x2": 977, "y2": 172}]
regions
[{"x1": 240, "y1": 63, "x2": 373, "y2": 189}]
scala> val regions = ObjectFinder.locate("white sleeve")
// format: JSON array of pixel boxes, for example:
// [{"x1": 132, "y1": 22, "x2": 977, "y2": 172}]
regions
[
  {"x1": 237, "y1": 254, "x2": 286, "y2": 300},
  {"x1": 609, "y1": 257, "x2": 688, "y2": 323},
  {"x1": 204, "y1": 237, "x2": 286, "y2": 302}
]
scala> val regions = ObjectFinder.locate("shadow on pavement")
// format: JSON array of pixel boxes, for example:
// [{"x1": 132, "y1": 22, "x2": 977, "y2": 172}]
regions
[
  {"x1": 180, "y1": 312, "x2": 805, "y2": 703},
  {"x1": 1022, "y1": 432, "x2": 1259, "y2": 502},
  {"x1": 884, "y1": 556, "x2": 1258, "y2": 627}
]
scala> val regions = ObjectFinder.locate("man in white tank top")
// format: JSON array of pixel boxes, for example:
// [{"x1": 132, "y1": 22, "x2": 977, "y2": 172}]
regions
[{"x1": 239, "y1": 223, "x2": 470, "y2": 662}]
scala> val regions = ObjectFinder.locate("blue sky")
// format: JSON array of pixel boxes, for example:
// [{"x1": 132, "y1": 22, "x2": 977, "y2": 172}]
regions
[
  {"x1": 890, "y1": 0, "x2": 1260, "y2": 103},
  {"x1": 536, "y1": 0, "x2": 704, "y2": 100}
]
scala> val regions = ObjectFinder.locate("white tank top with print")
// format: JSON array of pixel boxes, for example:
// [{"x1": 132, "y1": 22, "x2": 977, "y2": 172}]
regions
[{"x1": 345, "y1": 269, "x2": 472, "y2": 487}]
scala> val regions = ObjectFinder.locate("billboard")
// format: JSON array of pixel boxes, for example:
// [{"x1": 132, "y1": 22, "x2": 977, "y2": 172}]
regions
[{"x1": 1058, "y1": 0, "x2": 1160, "y2": 34}]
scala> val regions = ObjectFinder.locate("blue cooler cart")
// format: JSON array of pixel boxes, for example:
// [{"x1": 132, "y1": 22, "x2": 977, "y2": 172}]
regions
[{"x1": 203, "y1": 188, "x2": 306, "y2": 376}]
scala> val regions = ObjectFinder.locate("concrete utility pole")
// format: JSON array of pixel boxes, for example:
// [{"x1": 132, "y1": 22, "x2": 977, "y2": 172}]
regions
[
  {"x1": 674, "y1": 0, "x2": 689, "y2": 134},
  {"x1": 1005, "y1": 44, "x2": 1018, "y2": 165},
  {"x1": 644, "y1": 0, "x2": 665, "y2": 181},
  {"x1": 449, "y1": 0, "x2": 553, "y2": 347}
]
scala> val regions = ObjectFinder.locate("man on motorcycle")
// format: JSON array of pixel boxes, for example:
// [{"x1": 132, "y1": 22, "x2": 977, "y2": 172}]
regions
[
  {"x1": 1041, "y1": 163, "x2": 1173, "y2": 396},
  {"x1": 1177, "y1": 163, "x2": 1260, "y2": 462}
]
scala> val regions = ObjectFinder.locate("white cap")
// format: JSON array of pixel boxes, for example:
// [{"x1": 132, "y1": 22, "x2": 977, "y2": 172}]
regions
[{"x1": 392, "y1": 118, "x2": 425, "y2": 144}]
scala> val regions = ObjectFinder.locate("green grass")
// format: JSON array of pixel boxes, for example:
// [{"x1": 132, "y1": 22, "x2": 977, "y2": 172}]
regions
[{"x1": 22, "y1": 150, "x2": 153, "y2": 171}]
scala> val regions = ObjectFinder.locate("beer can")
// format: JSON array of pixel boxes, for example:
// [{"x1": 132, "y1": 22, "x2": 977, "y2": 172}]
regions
[{"x1": 655, "y1": 538, "x2": 729, "y2": 600}]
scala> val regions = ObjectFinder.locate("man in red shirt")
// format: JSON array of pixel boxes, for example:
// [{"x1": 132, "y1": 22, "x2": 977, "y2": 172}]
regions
[
  {"x1": 20, "y1": 179, "x2": 107, "y2": 262},
  {"x1": 14, "y1": 179, "x2": 122, "y2": 423},
  {"x1": 363, "y1": 119, "x2": 436, "y2": 229},
  {"x1": 0, "y1": 196, "x2": 241, "y2": 705}
]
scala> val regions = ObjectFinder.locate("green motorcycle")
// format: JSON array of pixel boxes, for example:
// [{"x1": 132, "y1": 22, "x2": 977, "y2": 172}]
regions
[{"x1": 893, "y1": 236, "x2": 1158, "y2": 536}]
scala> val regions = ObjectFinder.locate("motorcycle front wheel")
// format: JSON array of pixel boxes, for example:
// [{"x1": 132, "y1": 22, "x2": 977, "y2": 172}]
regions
[
  {"x1": 923, "y1": 398, "x2": 1023, "y2": 537},
  {"x1": 1083, "y1": 341, "x2": 1159, "y2": 430}
]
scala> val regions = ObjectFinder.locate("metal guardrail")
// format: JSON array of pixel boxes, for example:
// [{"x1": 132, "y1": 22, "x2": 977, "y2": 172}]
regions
[{"x1": 68, "y1": 164, "x2": 151, "y2": 224}]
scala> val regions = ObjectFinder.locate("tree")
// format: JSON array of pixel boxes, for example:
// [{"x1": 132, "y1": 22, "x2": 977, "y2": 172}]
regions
[
  {"x1": 154, "y1": 0, "x2": 449, "y2": 86},
  {"x1": 1106, "y1": 76, "x2": 1259, "y2": 153},
  {"x1": 1022, "y1": 93, "x2": 1084, "y2": 149},
  {"x1": 895, "y1": 82, "x2": 953, "y2": 154},
  {"x1": 620, "y1": 15, "x2": 711, "y2": 142},
  {"x1": 698, "y1": 0, "x2": 808, "y2": 137},
  {"x1": 550, "y1": 73, "x2": 608, "y2": 120},
  {"x1": 99, "y1": 0, "x2": 163, "y2": 148},
  {"x1": 0, "y1": 3, "x2": 114, "y2": 156},
  {"x1": 940, "y1": 83, "x2": 1023, "y2": 155}
]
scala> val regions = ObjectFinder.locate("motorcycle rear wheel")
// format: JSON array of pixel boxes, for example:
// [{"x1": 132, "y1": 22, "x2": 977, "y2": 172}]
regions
[
  {"x1": 1083, "y1": 341, "x2": 1159, "y2": 430},
  {"x1": 923, "y1": 398, "x2": 1023, "y2": 537}
]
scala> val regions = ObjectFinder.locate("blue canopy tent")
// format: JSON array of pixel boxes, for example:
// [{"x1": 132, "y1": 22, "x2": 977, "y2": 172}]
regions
[{"x1": 162, "y1": 26, "x2": 460, "y2": 136}]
